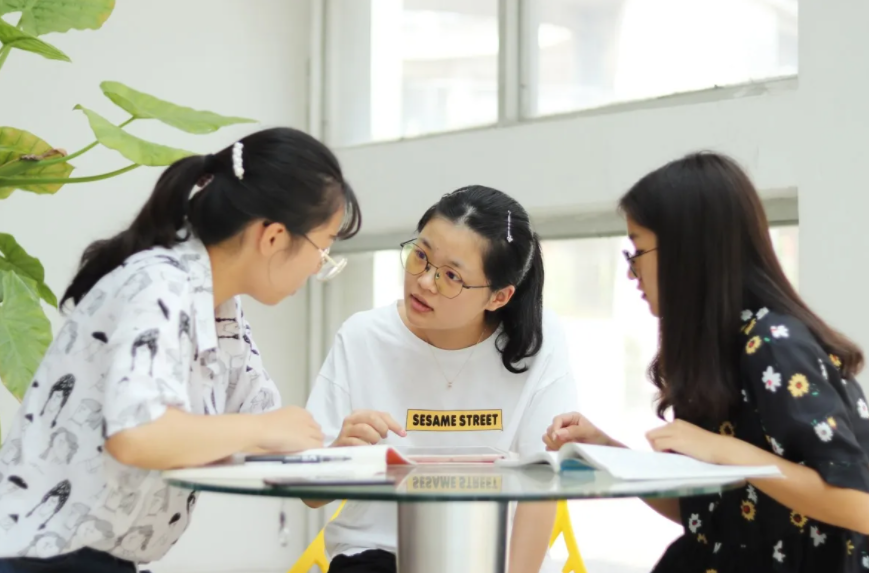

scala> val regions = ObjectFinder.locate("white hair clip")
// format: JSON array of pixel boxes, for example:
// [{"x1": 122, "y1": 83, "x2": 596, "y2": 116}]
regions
[
  {"x1": 506, "y1": 211, "x2": 513, "y2": 243},
  {"x1": 231, "y1": 142, "x2": 245, "y2": 180}
]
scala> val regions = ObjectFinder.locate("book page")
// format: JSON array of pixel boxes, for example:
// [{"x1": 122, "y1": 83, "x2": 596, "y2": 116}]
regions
[
  {"x1": 573, "y1": 444, "x2": 781, "y2": 481},
  {"x1": 393, "y1": 445, "x2": 508, "y2": 463},
  {"x1": 495, "y1": 451, "x2": 560, "y2": 469},
  {"x1": 163, "y1": 445, "x2": 401, "y2": 481},
  {"x1": 163, "y1": 460, "x2": 384, "y2": 481}
]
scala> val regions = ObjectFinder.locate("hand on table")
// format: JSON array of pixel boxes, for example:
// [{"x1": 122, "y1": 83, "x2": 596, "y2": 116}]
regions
[
  {"x1": 333, "y1": 409, "x2": 407, "y2": 447},
  {"x1": 646, "y1": 419, "x2": 739, "y2": 464},
  {"x1": 256, "y1": 406, "x2": 325, "y2": 452},
  {"x1": 543, "y1": 412, "x2": 621, "y2": 451}
]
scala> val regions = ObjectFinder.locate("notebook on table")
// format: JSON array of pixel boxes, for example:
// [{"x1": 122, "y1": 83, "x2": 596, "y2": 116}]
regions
[
  {"x1": 162, "y1": 445, "x2": 507, "y2": 483},
  {"x1": 391, "y1": 445, "x2": 508, "y2": 463},
  {"x1": 495, "y1": 443, "x2": 782, "y2": 481}
]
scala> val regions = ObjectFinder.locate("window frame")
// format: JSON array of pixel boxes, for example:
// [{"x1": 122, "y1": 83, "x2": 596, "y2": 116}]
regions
[
  {"x1": 319, "y1": 0, "x2": 799, "y2": 146},
  {"x1": 329, "y1": 195, "x2": 797, "y2": 255}
]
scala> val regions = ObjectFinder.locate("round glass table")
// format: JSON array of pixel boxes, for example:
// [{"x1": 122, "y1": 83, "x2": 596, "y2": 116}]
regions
[{"x1": 164, "y1": 465, "x2": 742, "y2": 573}]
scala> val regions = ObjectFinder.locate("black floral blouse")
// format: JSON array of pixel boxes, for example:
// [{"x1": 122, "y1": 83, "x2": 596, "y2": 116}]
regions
[{"x1": 653, "y1": 308, "x2": 869, "y2": 573}]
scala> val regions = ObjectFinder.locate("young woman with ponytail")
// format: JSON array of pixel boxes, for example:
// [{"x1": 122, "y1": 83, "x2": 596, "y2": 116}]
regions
[
  {"x1": 305, "y1": 186, "x2": 577, "y2": 573},
  {"x1": 0, "y1": 127, "x2": 361, "y2": 573}
]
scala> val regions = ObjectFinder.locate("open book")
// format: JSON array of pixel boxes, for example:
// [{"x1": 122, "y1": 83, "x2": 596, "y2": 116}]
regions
[
  {"x1": 162, "y1": 445, "x2": 506, "y2": 482},
  {"x1": 496, "y1": 443, "x2": 782, "y2": 481}
]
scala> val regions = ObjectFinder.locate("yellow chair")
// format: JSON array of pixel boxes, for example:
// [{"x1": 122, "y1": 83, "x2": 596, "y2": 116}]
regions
[
  {"x1": 289, "y1": 500, "x2": 585, "y2": 573},
  {"x1": 288, "y1": 501, "x2": 347, "y2": 573},
  {"x1": 549, "y1": 500, "x2": 588, "y2": 573}
]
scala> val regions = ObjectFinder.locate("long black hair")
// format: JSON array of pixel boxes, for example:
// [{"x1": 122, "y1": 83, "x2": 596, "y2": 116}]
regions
[
  {"x1": 62, "y1": 127, "x2": 361, "y2": 307},
  {"x1": 417, "y1": 185, "x2": 544, "y2": 374},
  {"x1": 619, "y1": 151, "x2": 863, "y2": 422}
]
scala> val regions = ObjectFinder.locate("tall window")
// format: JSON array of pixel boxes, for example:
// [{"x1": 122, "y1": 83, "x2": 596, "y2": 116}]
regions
[
  {"x1": 326, "y1": 0, "x2": 499, "y2": 146},
  {"x1": 328, "y1": 225, "x2": 798, "y2": 571},
  {"x1": 527, "y1": 0, "x2": 798, "y2": 117}
]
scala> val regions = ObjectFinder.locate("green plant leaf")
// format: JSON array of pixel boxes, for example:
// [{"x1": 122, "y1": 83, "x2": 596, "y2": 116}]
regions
[
  {"x1": 101, "y1": 81, "x2": 256, "y2": 135},
  {"x1": 0, "y1": 233, "x2": 56, "y2": 307},
  {"x1": 0, "y1": 270, "x2": 52, "y2": 400},
  {"x1": 0, "y1": 234, "x2": 42, "y2": 282},
  {"x1": 37, "y1": 282, "x2": 56, "y2": 307},
  {"x1": 74, "y1": 105, "x2": 194, "y2": 166},
  {"x1": 0, "y1": 127, "x2": 74, "y2": 198},
  {"x1": 0, "y1": 17, "x2": 70, "y2": 61},
  {"x1": 0, "y1": 0, "x2": 114, "y2": 36}
]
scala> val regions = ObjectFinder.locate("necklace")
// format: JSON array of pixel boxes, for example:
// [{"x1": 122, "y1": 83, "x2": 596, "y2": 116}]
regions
[{"x1": 425, "y1": 326, "x2": 487, "y2": 389}]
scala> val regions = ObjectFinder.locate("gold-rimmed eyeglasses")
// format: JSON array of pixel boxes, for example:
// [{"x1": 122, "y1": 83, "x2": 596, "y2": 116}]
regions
[
  {"x1": 305, "y1": 236, "x2": 347, "y2": 282},
  {"x1": 399, "y1": 240, "x2": 489, "y2": 299}
]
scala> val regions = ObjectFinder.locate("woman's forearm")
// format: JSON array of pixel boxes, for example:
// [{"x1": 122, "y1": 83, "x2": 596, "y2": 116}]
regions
[
  {"x1": 719, "y1": 439, "x2": 869, "y2": 534},
  {"x1": 302, "y1": 499, "x2": 332, "y2": 509},
  {"x1": 640, "y1": 498, "x2": 682, "y2": 524},
  {"x1": 105, "y1": 407, "x2": 263, "y2": 470},
  {"x1": 597, "y1": 438, "x2": 682, "y2": 525},
  {"x1": 509, "y1": 502, "x2": 557, "y2": 573}
]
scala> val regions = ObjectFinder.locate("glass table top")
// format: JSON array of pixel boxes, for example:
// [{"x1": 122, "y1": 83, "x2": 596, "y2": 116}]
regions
[{"x1": 164, "y1": 464, "x2": 744, "y2": 502}]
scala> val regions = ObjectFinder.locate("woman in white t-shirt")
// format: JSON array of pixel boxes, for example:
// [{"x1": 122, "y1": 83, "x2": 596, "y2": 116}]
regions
[
  {"x1": 306, "y1": 185, "x2": 578, "y2": 573},
  {"x1": 0, "y1": 127, "x2": 360, "y2": 573}
]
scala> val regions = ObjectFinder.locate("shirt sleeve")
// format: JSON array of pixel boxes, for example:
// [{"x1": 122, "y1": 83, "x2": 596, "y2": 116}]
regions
[
  {"x1": 230, "y1": 314, "x2": 282, "y2": 415},
  {"x1": 742, "y1": 314, "x2": 869, "y2": 493},
  {"x1": 102, "y1": 265, "x2": 194, "y2": 437},
  {"x1": 512, "y1": 373, "x2": 578, "y2": 456},
  {"x1": 305, "y1": 332, "x2": 352, "y2": 445},
  {"x1": 511, "y1": 313, "x2": 579, "y2": 456}
]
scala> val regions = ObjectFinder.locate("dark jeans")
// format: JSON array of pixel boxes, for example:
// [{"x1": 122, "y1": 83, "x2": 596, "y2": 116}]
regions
[
  {"x1": 0, "y1": 548, "x2": 140, "y2": 573},
  {"x1": 330, "y1": 549, "x2": 396, "y2": 573}
]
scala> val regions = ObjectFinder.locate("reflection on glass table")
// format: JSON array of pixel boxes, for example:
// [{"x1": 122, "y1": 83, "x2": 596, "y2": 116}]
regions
[{"x1": 165, "y1": 465, "x2": 743, "y2": 573}]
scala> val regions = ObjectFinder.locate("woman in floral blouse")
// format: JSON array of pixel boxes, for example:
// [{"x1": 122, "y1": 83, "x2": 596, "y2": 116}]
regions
[{"x1": 547, "y1": 152, "x2": 869, "y2": 572}]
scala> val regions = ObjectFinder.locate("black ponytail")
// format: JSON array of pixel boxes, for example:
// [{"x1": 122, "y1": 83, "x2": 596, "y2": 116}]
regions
[
  {"x1": 62, "y1": 127, "x2": 361, "y2": 308},
  {"x1": 498, "y1": 233, "x2": 544, "y2": 373},
  {"x1": 417, "y1": 185, "x2": 544, "y2": 374},
  {"x1": 63, "y1": 155, "x2": 207, "y2": 307}
]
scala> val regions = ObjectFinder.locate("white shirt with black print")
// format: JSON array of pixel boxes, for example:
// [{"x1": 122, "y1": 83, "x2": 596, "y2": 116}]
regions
[{"x1": 0, "y1": 236, "x2": 281, "y2": 563}]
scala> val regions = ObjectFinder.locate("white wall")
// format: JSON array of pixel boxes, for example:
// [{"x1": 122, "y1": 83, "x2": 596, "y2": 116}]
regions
[
  {"x1": 336, "y1": 79, "x2": 799, "y2": 236},
  {"x1": 0, "y1": 1, "x2": 314, "y2": 571},
  {"x1": 798, "y1": 0, "x2": 869, "y2": 373}
]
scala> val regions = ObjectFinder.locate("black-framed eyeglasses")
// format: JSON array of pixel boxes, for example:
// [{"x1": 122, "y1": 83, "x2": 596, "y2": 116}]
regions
[
  {"x1": 623, "y1": 248, "x2": 657, "y2": 278},
  {"x1": 399, "y1": 240, "x2": 489, "y2": 299}
]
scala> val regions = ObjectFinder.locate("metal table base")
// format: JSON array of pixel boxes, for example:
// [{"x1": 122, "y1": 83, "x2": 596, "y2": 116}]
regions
[{"x1": 397, "y1": 501, "x2": 509, "y2": 573}]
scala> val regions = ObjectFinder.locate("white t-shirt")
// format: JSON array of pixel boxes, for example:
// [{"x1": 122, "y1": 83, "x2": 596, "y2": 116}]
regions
[
  {"x1": 306, "y1": 302, "x2": 577, "y2": 559},
  {"x1": 0, "y1": 237, "x2": 280, "y2": 563}
]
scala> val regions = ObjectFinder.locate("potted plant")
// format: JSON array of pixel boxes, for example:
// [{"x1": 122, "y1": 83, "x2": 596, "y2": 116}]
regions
[{"x1": 0, "y1": 0, "x2": 256, "y2": 439}]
